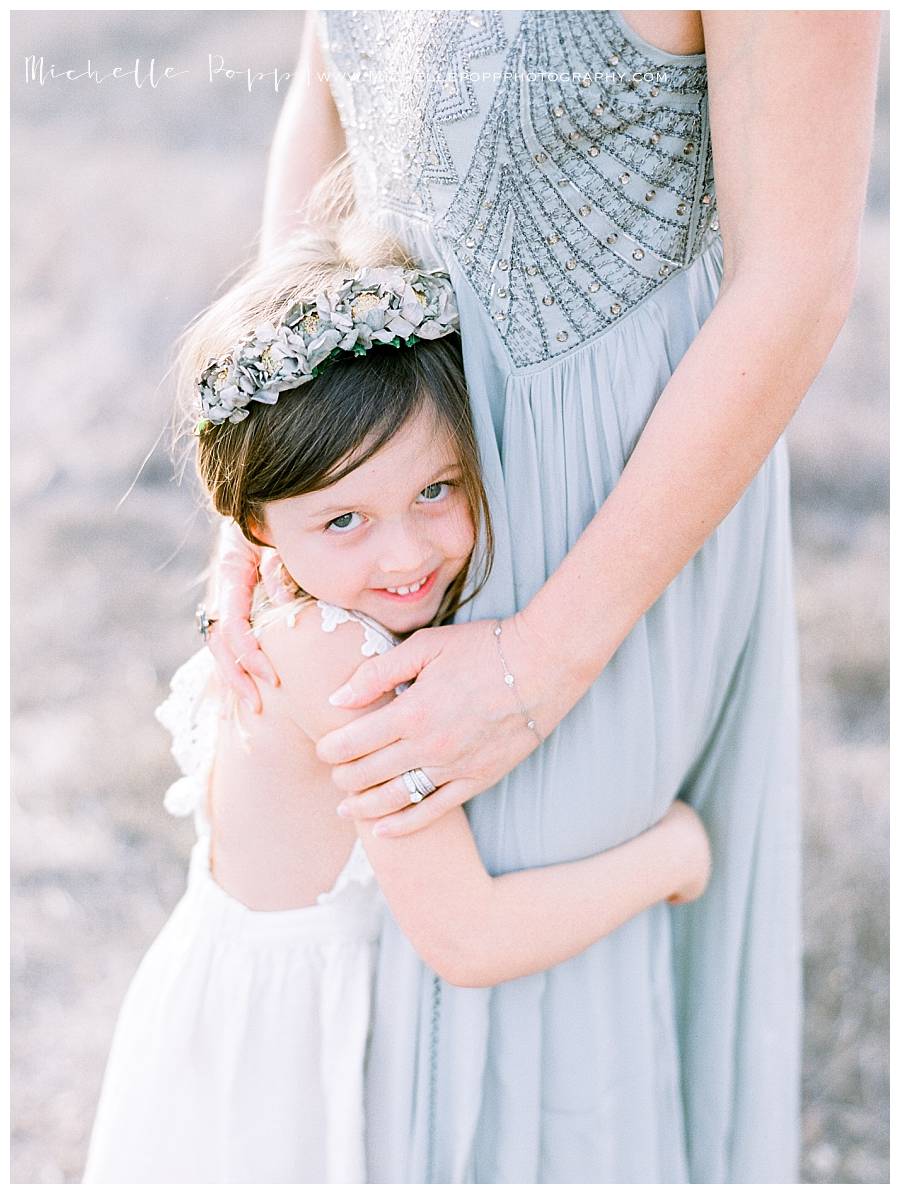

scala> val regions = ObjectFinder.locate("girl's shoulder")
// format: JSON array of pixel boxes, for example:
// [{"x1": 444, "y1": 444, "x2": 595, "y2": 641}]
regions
[{"x1": 256, "y1": 598, "x2": 398, "y2": 742}]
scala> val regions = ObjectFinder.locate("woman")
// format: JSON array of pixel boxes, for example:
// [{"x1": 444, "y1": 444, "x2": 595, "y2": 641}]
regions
[{"x1": 207, "y1": 10, "x2": 880, "y2": 1182}]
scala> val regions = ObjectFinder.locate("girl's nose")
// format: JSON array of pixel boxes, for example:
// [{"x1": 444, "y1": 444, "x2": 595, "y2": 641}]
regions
[{"x1": 376, "y1": 520, "x2": 431, "y2": 577}]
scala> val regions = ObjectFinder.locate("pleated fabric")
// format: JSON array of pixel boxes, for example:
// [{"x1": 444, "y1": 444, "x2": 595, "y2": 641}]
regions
[{"x1": 361, "y1": 221, "x2": 802, "y2": 1184}]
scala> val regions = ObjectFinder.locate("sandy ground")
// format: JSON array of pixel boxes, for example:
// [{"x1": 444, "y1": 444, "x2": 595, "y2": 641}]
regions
[{"x1": 11, "y1": 11, "x2": 889, "y2": 1184}]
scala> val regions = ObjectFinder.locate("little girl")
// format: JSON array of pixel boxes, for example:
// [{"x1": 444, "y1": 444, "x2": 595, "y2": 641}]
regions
[{"x1": 82, "y1": 216, "x2": 711, "y2": 1183}]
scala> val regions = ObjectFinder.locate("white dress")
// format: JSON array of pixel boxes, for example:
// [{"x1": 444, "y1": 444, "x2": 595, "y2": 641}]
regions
[{"x1": 82, "y1": 602, "x2": 393, "y2": 1184}]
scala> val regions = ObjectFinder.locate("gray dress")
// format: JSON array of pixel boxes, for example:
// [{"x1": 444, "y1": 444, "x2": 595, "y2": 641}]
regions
[{"x1": 320, "y1": 10, "x2": 802, "y2": 1183}]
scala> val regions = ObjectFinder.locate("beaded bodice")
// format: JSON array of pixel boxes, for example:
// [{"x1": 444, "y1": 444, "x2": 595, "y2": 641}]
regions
[{"x1": 320, "y1": 10, "x2": 719, "y2": 369}]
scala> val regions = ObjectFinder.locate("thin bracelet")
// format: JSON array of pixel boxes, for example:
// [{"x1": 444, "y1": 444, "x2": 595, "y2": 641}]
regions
[{"x1": 493, "y1": 620, "x2": 544, "y2": 745}]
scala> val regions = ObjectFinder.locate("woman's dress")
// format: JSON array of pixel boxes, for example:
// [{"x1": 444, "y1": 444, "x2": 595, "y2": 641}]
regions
[{"x1": 320, "y1": 10, "x2": 802, "y2": 1183}]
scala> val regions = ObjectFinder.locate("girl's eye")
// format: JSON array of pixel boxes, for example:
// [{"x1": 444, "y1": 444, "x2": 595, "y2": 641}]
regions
[
  {"x1": 418, "y1": 481, "x2": 452, "y2": 503},
  {"x1": 327, "y1": 511, "x2": 364, "y2": 534}
]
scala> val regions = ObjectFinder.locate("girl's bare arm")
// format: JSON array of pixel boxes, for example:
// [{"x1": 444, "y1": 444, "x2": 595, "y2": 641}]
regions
[{"x1": 266, "y1": 609, "x2": 710, "y2": 989}]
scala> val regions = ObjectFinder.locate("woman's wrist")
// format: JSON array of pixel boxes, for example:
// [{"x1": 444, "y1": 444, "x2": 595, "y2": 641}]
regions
[{"x1": 503, "y1": 606, "x2": 595, "y2": 742}]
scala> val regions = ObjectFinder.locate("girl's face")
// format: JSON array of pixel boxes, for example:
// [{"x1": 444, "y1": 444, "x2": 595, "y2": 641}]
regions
[{"x1": 255, "y1": 405, "x2": 477, "y2": 635}]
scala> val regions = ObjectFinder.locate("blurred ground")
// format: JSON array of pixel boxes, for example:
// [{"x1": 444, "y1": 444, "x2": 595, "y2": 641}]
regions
[{"x1": 10, "y1": 10, "x2": 889, "y2": 1184}]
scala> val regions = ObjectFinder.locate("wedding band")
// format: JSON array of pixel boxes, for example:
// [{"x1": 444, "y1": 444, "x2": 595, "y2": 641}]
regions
[
  {"x1": 195, "y1": 603, "x2": 217, "y2": 643},
  {"x1": 400, "y1": 767, "x2": 437, "y2": 804}
]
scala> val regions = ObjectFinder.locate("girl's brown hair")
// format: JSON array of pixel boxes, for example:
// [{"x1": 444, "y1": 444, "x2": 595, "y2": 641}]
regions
[{"x1": 172, "y1": 159, "x2": 493, "y2": 626}]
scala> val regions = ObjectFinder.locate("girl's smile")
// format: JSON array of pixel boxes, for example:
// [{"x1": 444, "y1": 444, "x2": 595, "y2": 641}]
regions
[{"x1": 370, "y1": 567, "x2": 440, "y2": 602}]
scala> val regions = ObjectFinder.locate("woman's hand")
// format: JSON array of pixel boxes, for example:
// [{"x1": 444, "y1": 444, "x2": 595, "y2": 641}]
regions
[
  {"x1": 316, "y1": 612, "x2": 591, "y2": 835},
  {"x1": 205, "y1": 520, "x2": 287, "y2": 712}
]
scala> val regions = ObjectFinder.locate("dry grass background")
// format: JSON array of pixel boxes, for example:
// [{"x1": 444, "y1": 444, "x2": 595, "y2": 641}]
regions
[{"x1": 10, "y1": 10, "x2": 888, "y2": 1184}]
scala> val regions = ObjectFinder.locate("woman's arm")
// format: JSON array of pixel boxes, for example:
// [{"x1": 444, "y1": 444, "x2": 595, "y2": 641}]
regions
[
  {"x1": 259, "y1": 14, "x2": 346, "y2": 261},
  {"x1": 202, "y1": 20, "x2": 347, "y2": 705},
  {"x1": 266, "y1": 609, "x2": 710, "y2": 989},
  {"x1": 316, "y1": 10, "x2": 883, "y2": 833}
]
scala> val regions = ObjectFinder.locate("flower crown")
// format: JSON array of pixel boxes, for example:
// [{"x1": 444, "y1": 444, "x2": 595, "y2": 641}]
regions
[{"x1": 194, "y1": 265, "x2": 459, "y2": 433}]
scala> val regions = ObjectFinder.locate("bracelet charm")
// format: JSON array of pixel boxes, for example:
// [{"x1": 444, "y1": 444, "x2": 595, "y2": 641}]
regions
[{"x1": 493, "y1": 621, "x2": 544, "y2": 744}]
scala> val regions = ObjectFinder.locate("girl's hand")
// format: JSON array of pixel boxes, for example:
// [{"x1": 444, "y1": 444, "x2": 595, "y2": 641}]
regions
[
  {"x1": 315, "y1": 613, "x2": 589, "y2": 835},
  {"x1": 205, "y1": 521, "x2": 283, "y2": 712},
  {"x1": 661, "y1": 800, "x2": 712, "y2": 905}
]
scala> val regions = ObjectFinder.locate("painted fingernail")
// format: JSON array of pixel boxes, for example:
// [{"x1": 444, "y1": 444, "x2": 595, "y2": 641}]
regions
[
  {"x1": 336, "y1": 802, "x2": 352, "y2": 818},
  {"x1": 328, "y1": 684, "x2": 354, "y2": 707},
  {"x1": 372, "y1": 823, "x2": 392, "y2": 838}
]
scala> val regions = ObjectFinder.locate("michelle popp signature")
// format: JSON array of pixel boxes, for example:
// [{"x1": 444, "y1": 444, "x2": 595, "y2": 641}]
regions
[{"x1": 23, "y1": 54, "x2": 293, "y2": 93}]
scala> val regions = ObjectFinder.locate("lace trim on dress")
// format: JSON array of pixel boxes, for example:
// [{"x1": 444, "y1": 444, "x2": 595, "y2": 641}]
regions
[
  {"x1": 316, "y1": 600, "x2": 398, "y2": 657},
  {"x1": 154, "y1": 649, "x2": 218, "y2": 837}
]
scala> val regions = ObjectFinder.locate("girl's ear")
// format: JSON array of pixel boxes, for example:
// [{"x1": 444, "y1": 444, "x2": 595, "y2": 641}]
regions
[{"x1": 247, "y1": 517, "x2": 274, "y2": 548}]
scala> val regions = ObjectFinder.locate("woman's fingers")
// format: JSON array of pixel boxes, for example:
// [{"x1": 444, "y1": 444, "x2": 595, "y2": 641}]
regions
[
  {"x1": 316, "y1": 700, "x2": 409, "y2": 766},
  {"x1": 258, "y1": 548, "x2": 296, "y2": 607},
  {"x1": 368, "y1": 779, "x2": 474, "y2": 837},
  {"x1": 336, "y1": 773, "x2": 423, "y2": 820},
  {"x1": 327, "y1": 627, "x2": 445, "y2": 709},
  {"x1": 211, "y1": 520, "x2": 281, "y2": 690},
  {"x1": 207, "y1": 620, "x2": 263, "y2": 712},
  {"x1": 330, "y1": 739, "x2": 422, "y2": 796}
]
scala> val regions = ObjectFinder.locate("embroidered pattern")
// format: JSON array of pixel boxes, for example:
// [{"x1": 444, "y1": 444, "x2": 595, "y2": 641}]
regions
[
  {"x1": 321, "y1": 10, "x2": 507, "y2": 220},
  {"x1": 436, "y1": 10, "x2": 718, "y2": 367},
  {"x1": 323, "y1": 10, "x2": 719, "y2": 369}
]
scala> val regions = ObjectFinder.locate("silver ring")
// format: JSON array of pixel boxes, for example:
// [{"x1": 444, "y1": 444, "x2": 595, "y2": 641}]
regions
[
  {"x1": 400, "y1": 768, "x2": 437, "y2": 804},
  {"x1": 195, "y1": 603, "x2": 217, "y2": 643}
]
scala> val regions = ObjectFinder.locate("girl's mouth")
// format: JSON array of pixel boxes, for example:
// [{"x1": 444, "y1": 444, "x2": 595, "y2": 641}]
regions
[{"x1": 373, "y1": 568, "x2": 439, "y2": 603}]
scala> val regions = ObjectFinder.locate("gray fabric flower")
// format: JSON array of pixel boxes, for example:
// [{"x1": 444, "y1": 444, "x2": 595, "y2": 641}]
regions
[{"x1": 195, "y1": 267, "x2": 460, "y2": 431}]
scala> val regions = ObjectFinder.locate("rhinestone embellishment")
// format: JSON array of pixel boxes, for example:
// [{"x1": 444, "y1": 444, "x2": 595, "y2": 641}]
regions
[{"x1": 404, "y1": 9, "x2": 715, "y2": 366}]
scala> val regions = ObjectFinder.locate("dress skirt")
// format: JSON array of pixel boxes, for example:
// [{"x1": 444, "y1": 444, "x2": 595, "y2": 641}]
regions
[{"x1": 83, "y1": 835, "x2": 383, "y2": 1184}]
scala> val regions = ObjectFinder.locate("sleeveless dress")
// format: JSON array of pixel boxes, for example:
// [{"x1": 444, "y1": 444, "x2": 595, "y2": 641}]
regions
[
  {"x1": 319, "y1": 10, "x2": 803, "y2": 1184},
  {"x1": 82, "y1": 602, "x2": 395, "y2": 1184}
]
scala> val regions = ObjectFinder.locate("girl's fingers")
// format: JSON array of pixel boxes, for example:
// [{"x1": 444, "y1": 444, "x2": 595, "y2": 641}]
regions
[{"x1": 367, "y1": 779, "x2": 473, "y2": 837}]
